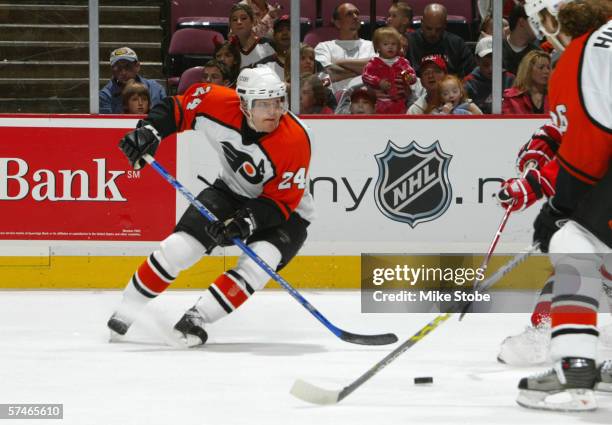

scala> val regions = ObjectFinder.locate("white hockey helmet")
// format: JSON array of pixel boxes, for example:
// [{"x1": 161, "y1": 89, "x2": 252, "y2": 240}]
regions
[
  {"x1": 524, "y1": 0, "x2": 574, "y2": 50},
  {"x1": 236, "y1": 67, "x2": 288, "y2": 116}
]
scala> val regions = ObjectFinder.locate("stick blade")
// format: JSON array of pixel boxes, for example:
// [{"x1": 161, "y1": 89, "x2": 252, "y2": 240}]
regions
[
  {"x1": 340, "y1": 331, "x2": 398, "y2": 346},
  {"x1": 290, "y1": 379, "x2": 341, "y2": 405}
]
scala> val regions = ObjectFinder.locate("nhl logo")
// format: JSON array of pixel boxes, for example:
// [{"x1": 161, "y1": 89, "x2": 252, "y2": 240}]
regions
[{"x1": 374, "y1": 140, "x2": 452, "y2": 228}]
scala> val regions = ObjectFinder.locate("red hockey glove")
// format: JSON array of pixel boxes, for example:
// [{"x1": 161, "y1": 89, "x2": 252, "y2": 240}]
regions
[
  {"x1": 517, "y1": 123, "x2": 562, "y2": 172},
  {"x1": 496, "y1": 168, "x2": 555, "y2": 212}
]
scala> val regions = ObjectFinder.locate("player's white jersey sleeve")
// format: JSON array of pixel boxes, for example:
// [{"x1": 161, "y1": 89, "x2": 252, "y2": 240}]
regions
[{"x1": 581, "y1": 20, "x2": 612, "y2": 132}]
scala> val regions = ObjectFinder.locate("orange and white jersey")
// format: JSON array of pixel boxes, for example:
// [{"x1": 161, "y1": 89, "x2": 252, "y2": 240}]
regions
[
  {"x1": 170, "y1": 83, "x2": 315, "y2": 224},
  {"x1": 548, "y1": 19, "x2": 612, "y2": 185}
]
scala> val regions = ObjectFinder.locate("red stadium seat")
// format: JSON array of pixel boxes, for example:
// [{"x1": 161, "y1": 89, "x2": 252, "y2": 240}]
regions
[
  {"x1": 303, "y1": 26, "x2": 338, "y2": 48},
  {"x1": 167, "y1": 28, "x2": 224, "y2": 78},
  {"x1": 177, "y1": 66, "x2": 204, "y2": 95}
]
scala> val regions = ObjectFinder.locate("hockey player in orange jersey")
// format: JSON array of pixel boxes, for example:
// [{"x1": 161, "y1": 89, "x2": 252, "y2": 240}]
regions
[
  {"x1": 503, "y1": 0, "x2": 612, "y2": 411},
  {"x1": 107, "y1": 67, "x2": 315, "y2": 347}
]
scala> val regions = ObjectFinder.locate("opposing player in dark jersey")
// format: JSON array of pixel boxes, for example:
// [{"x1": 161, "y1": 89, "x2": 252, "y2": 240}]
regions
[
  {"x1": 107, "y1": 67, "x2": 315, "y2": 346},
  {"x1": 504, "y1": 0, "x2": 612, "y2": 411}
]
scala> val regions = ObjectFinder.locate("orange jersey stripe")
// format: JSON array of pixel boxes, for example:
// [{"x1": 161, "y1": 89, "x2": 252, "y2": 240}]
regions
[
  {"x1": 213, "y1": 273, "x2": 249, "y2": 308},
  {"x1": 551, "y1": 305, "x2": 597, "y2": 327},
  {"x1": 136, "y1": 260, "x2": 171, "y2": 294}
]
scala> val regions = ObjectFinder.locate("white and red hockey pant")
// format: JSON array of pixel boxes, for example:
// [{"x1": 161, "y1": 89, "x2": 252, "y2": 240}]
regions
[
  {"x1": 128, "y1": 231, "x2": 207, "y2": 299},
  {"x1": 548, "y1": 220, "x2": 612, "y2": 360},
  {"x1": 195, "y1": 241, "x2": 282, "y2": 323}
]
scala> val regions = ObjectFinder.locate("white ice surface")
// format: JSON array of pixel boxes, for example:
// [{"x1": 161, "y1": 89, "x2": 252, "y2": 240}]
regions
[{"x1": 1, "y1": 290, "x2": 612, "y2": 425}]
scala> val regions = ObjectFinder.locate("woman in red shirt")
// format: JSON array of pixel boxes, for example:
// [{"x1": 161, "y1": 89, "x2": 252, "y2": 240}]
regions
[{"x1": 502, "y1": 50, "x2": 551, "y2": 114}]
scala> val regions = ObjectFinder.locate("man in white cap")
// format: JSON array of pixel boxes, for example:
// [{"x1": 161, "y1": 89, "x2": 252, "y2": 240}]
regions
[
  {"x1": 463, "y1": 36, "x2": 515, "y2": 114},
  {"x1": 99, "y1": 46, "x2": 166, "y2": 114}
]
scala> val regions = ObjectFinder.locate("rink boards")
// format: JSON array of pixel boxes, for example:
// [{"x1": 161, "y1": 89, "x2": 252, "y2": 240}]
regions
[{"x1": 0, "y1": 115, "x2": 553, "y2": 289}]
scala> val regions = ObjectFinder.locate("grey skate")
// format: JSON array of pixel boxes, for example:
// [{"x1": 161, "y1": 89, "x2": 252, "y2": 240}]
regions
[
  {"x1": 596, "y1": 360, "x2": 612, "y2": 392},
  {"x1": 516, "y1": 357, "x2": 597, "y2": 411}
]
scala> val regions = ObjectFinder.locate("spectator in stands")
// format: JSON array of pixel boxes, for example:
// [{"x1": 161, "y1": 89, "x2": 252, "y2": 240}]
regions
[
  {"x1": 503, "y1": 4, "x2": 539, "y2": 74},
  {"x1": 362, "y1": 27, "x2": 417, "y2": 114},
  {"x1": 99, "y1": 47, "x2": 166, "y2": 114},
  {"x1": 121, "y1": 80, "x2": 150, "y2": 115},
  {"x1": 229, "y1": 4, "x2": 275, "y2": 69},
  {"x1": 406, "y1": 54, "x2": 447, "y2": 114},
  {"x1": 215, "y1": 41, "x2": 241, "y2": 87},
  {"x1": 502, "y1": 50, "x2": 550, "y2": 115},
  {"x1": 428, "y1": 74, "x2": 482, "y2": 114},
  {"x1": 252, "y1": 15, "x2": 291, "y2": 81},
  {"x1": 202, "y1": 60, "x2": 231, "y2": 86},
  {"x1": 349, "y1": 87, "x2": 376, "y2": 114},
  {"x1": 405, "y1": 3, "x2": 476, "y2": 78},
  {"x1": 300, "y1": 74, "x2": 335, "y2": 114},
  {"x1": 479, "y1": 14, "x2": 510, "y2": 39},
  {"x1": 464, "y1": 36, "x2": 515, "y2": 114},
  {"x1": 314, "y1": 3, "x2": 375, "y2": 94},
  {"x1": 239, "y1": 0, "x2": 282, "y2": 38},
  {"x1": 387, "y1": 1, "x2": 413, "y2": 53}
]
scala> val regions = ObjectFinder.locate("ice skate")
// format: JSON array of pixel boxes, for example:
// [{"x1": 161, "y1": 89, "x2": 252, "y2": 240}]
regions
[
  {"x1": 595, "y1": 360, "x2": 612, "y2": 392},
  {"x1": 497, "y1": 320, "x2": 551, "y2": 365},
  {"x1": 173, "y1": 306, "x2": 208, "y2": 347},
  {"x1": 107, "y1": 313, "x2": 134, "y2": 343},
  {"x1": 516, "y1": 357, "x2": 598, "y2": 412}
]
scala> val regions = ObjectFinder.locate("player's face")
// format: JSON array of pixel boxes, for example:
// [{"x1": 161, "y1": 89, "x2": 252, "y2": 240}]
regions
[
  {"x1": 439, "y1": 81, "x2": 461, "y2": 105},
  {"x1": 230, "y1": 10, "x2": 253, "y2": 38},
  {"x1": 531, "y1": 57, "x2": 551, "y2": 87},
  {"x1": 250, "y1": 98, "x2": 285, "y2": 132},
  {"x1": 300, "y1": 51, "x2": 315, "y2": 74},
  {"x1": 126, "y1": 94, "x2": 149, "y2": 115},
  {"x1": 112, "y1": 60, "x2": 140, "y2": 84},
  {"x1": 202, "y1": 66, "x2": 225, "y2": 85},
  {"x1": 379, "y1": 37, "x2": 399, "y2": 59}
]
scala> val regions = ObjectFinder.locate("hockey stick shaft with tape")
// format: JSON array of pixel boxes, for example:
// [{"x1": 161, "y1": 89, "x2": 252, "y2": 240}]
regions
[{"x1": 142, "y1": 154, "x2": 397, "y2": 346}]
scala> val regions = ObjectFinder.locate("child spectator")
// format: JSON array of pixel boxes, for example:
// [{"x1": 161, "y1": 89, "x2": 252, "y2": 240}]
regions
[
  {"x1": 387, "y1": 1, "x2": 413, "y2": 53},
  {"x1": 348, "y1": 87, "x2": 376, "y2": 114},
  {"x1": 502, "y1": 50, "x2": 551, "y2": 114},
  {"x1": 407, "y1": 54, "x2": 447, "y2": 114},
  {"x1": 202, "y1": 60, "x2": 231, "y2": 86},
  {"x1": 479, "y1": 14, "x2": 510, "y2": 39},
  {"x1": 300, "y1": 74, "x2": 335, "y2": 114},
  {"x1": 428, "y1": 74, "x2": 482, "y2": 115},
  {"x1": 228, "y1": 4, "x2": 275, "y2": 69},
  {"x1": 215, "y1": 41, "x2": 241, "y2": 87},
  {"x1": 121, "y1": 80, "x2": 150, "y2": 114},
  {"x1": 362, "y1": 27, "x2": 417, "y2": 114}
]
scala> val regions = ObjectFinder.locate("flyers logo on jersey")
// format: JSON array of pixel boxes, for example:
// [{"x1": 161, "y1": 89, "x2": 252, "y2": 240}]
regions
[{"x1": 221, "y1": 142, "x2": 266, "y2": 184}]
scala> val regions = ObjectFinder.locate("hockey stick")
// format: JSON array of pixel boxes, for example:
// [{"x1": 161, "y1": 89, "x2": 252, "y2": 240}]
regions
[
  {"x1": 142, "y1": 154, "x2": 398, "y2": 346},
  {"x1": 290, "y1": 245, "x2": 538, "y2": 405}
]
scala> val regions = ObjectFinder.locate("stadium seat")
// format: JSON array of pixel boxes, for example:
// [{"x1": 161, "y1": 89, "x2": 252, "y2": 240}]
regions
[
  {"x1": 303, "y1": 26, "x2": 338, "y2": 47},
  {"x1": 177, "y1": 66, "x2": 204, "y2": 95},
  {"x1": 166, "y1": 28, "x2": 224, "y2": 78}
]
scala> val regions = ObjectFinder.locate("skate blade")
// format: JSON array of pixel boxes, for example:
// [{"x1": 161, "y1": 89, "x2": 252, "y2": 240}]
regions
[
  {"x1": 517, "y1": 389, "x2": 597, "y2": 412},
  {"x1": 172, "y1": 330, "x2": 205, "y2": 348}
]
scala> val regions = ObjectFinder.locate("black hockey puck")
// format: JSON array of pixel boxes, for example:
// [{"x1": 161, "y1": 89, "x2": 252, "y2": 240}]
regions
[{"x1": 414, "y1": 376, "x2": 433, "y2": 384}]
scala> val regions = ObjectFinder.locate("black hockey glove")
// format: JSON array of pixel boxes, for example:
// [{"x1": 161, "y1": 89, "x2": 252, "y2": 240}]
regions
[
  {"x1": 118, "y1": 122, "x2": 161, "y2": 170},
  {"x1": 205, "y1": 208, "x2": 257, "y2": 247},
  {"x1": 533, "y1": 199, "x2": 569, "y2": 253}
]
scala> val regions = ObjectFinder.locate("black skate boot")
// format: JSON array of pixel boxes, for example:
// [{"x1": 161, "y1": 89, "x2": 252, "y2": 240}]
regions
[
  {"x1": 174, "y1": 306, "x2": 208, "y2": 347},
  {"x1": 595, "y1": 360, "x2": 612, "y2": 392},
  {"x1": 516, "y1": 357, "x2": 597, "y2": 411}
]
